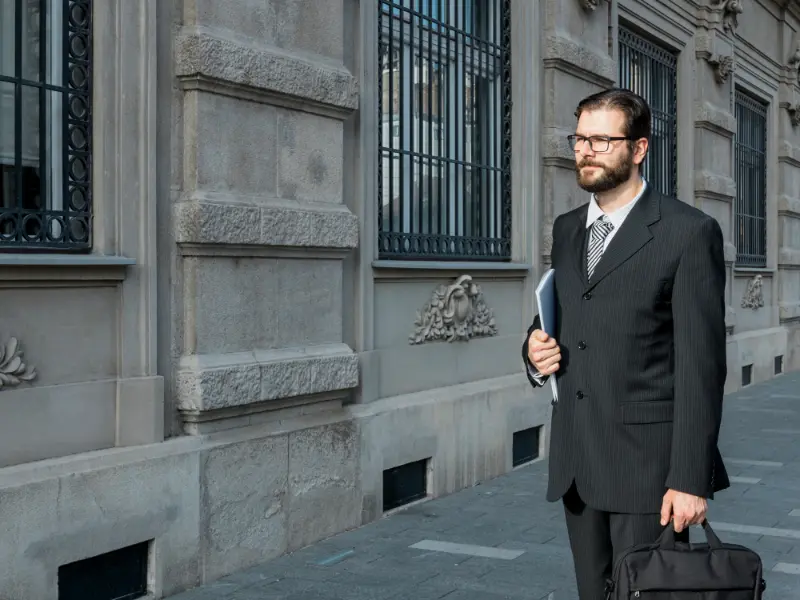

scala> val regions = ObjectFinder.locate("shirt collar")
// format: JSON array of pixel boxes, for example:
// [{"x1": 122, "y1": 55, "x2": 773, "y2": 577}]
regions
[{"x1": 586, "y1": 178, "x2": 648, "y2": 230}]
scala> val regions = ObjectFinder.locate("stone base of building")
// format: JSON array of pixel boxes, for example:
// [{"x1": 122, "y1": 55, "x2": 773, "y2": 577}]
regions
[
  {"x1": 0, "y1": 374, "x2": 549, "y2": 600},
  {"x1": 725, "y1": 326, "x2": 795, "y2": 393}
]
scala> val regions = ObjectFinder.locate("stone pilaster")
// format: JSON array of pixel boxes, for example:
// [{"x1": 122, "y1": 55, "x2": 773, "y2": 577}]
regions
[
  {"x1": 778, "y1": 26, "x2": 800, "y2": 370},
  {"x1": 540, "y1": 0, "x2": 616, "y2": 264},
  {"x1": 694, "y1": 4, "x2": 739, "y2": 334},
  {"x1": 170, "y1": 0, "x2": 360, "y2": 434}
]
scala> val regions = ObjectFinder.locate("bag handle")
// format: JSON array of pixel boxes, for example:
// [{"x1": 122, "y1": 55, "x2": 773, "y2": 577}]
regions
[{"x1": 656, "y1": 519, "x2": 723, "y2": 550}]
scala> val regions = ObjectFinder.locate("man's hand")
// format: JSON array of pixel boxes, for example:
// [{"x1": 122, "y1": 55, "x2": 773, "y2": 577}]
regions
[
  {"x1": 527, "y1": 329, "x2": 561, "y2": 375},
  {"x1": 660, "y1": 489, "x2": 707, "y2": 532}
]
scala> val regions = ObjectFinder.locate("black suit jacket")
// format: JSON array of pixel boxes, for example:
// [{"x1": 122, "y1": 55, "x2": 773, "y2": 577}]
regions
[{"x1": 523, "y1": 185, "x2": 730, "y2": 514}]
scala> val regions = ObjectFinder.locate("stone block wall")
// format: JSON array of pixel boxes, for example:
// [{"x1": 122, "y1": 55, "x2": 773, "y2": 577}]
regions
[
  {"x1": 165, "y1": 0, "x2": 361, "y2": 434},
  {"x1": 1, "y1": 2, "x2": 798, "y2": 599}
]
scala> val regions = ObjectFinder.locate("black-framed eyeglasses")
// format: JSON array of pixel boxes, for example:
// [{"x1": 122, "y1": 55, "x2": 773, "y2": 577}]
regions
[{"x1": 567, "y1": 135, "x2": 633, "y2": 153}]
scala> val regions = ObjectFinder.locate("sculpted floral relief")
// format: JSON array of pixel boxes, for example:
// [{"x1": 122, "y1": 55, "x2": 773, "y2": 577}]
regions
[
  {"x1": 0, "y1": 337, "x2": 37, "y2": 389},
  {"x1": 409, "y1": 275, "x2": 498, "y2": 344},
  {"x1": 741, "y1": 274, "x2": 764, "y2": 310}
]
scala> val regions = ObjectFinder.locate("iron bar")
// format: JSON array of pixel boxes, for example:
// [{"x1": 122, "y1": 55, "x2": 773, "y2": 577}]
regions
[{"x1": 378, "y1": 0, "x2": 511, "y2": 260}]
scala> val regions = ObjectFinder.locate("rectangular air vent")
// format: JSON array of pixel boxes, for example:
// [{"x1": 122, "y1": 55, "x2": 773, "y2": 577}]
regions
[
  {"x1": 383, "y1": 458, "x2": 429, "y2": 511},
  {"x1": 513, "y1": 426, "x2": 541, "y2": 467},
  {"x1": 742, "y1": 364, "x2": 753, "y2": 387},
  {"x1": 59, "y1": 541, "x2": 149, "y2": 600}
]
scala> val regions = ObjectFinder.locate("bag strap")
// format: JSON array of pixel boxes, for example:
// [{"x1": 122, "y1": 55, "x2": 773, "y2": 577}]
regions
[{"x1": 656, "y1": 519, "x2": 723, "y2": 550}]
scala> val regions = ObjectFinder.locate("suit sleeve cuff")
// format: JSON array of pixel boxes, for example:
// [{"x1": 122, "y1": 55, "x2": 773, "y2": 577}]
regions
[{"x1": 526, "y1": 362, "x2": 548, "y2": 386}]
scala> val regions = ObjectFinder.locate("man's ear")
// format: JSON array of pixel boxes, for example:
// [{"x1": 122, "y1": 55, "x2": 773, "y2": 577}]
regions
[{"x1": 633, "y1": 138, "x2": 649, "y2": 165}]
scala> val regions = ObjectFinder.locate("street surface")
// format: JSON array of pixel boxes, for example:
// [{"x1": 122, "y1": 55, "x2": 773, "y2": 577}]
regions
[{"x1": 169, "y1": 371, "x2": 800, "y2": 600}]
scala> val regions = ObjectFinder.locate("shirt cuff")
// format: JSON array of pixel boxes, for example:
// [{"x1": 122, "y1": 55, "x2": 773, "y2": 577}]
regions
[{"x1": 526, "y1": 362, "x2": 547, "y2": 385}]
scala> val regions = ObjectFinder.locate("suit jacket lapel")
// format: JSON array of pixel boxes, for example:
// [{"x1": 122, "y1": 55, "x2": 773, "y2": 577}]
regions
[
  {"x1": 585, "y1": 186, "x2": 662, "y2": 291},
  {"x1": 565, "y1": 205, "x2": 590, "y2": 285}
]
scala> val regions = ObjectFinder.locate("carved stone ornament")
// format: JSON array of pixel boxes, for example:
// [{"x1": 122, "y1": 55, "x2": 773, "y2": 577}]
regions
[
  {"x1": 711, "y1": 0, "x2": 743, "y2": 34},
  {"x1": 788, "y1": 44, "x2": 800, "y2": 83},
  {"x1": 741, "y1": 274, "x2": 765, "y2": 310},
  {"x1": 707, "y1": 54, "x2": 734, "y2": 84},
  {"x1": 0, "y1": 337, "x2": 37, "y2": 390},
  {"x1": 787, "y1": 103, "x2": 800, "y2": 128},
  {"x1": 409, "y1": 275, "x2": 498, "y2": 344},
  {"x1": 578, "y1": 0, "x2": 600, "y2": 11}
]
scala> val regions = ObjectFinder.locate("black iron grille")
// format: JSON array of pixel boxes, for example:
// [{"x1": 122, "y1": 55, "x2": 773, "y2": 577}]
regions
[
  {"x1": 618, "y1": 27, "x2": 678, "y2": 199},
  {"x1": 0, "y1": 0, "x2": 92, "y2": 250},
  {"x1": 734, "y1": 90, "x2": 767, "y2": 268},
  {"x1": 377, "y1": 0, "x2": 512, "y2": 260}
]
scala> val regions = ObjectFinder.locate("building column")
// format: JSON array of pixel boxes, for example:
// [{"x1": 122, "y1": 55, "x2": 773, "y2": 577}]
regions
[
  {"x1": 694, "y1": 6, "x2": 739, "y2": 350},
  {"x1": 540, "y1": 0, "x2": 616, "y2": 263},
  {"x1": 777, "y1": 26, "x2": 800, "y2": 370}
]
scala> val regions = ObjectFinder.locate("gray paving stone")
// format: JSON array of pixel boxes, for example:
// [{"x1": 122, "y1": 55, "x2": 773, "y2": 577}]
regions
[{"x1": 167, "y1": 372, "x2": 800, "y2": 600}]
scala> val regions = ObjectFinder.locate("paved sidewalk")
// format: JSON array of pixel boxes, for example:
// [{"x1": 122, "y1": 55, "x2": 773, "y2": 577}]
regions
[{"x1": 170, "y1": 372, "x2": 800, "y2": 600}]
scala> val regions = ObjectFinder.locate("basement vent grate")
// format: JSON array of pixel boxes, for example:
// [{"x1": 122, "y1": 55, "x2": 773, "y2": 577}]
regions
[
  {"x1": 383, "y1": 458, "x2": 429, "y2": 511},
  {"x1": 742, "y1": 364, "x2": 753, "y2": 387},
  {"x1": 513, "y1": 426, "x2": 541, "y2": 467},
  {"x1": 58, "y1": 541, "x2": 149, "y2": 600}
]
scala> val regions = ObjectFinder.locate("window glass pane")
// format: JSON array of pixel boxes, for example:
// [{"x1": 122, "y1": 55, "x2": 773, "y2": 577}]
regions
[
  {"x1": 0, "y1": 0, "x2": 91, "y2": 249},
  {"x1": 734, "y1": 91, "x2": 767, "y2": 268},
  {"x1": 378, "y1": 0, "x2": 511, "y2": 260},
  {"x1": 618, "y1": 27, "x2": 677, "y2": 199},
  {"x1": 0, "y1": 0, "x2": 18, "y2": 78}
]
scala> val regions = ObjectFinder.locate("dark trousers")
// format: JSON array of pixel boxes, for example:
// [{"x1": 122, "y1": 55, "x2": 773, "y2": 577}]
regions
[{"x1": 562, "y1": 483, "x2": 689, "y2": 600}]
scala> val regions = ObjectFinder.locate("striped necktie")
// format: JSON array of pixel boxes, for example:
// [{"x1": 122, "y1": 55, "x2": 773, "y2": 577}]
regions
[{"x1": 587, "y1": 215, "x2": 614, "y2": 280}]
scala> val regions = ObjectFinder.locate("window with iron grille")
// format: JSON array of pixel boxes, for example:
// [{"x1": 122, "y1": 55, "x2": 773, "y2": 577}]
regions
[
  {"x1": 377, "y1": 0, "x2": 511, "y2": 261},
  {"x1": 734, "y1": 90, "x2": 767, "y2": 268},
  {"x1": 0, "y1": 0, "x2": 92, "y2": 250},
  {"x1": 618, "y1": 27, "x2": 678, "y2": 199}
]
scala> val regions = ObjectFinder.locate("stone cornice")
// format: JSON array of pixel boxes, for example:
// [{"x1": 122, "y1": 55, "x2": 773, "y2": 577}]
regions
[
  {"x1": 176, "y1": 344, "x2": 359, "y2": 413},
  {"x1": 543, "y1": 35, "x2": 615, "y2": 84},
  {"x1": 173, "y1": 195, "x2": 358, "y2": 250},
  {"x1": 778, "y1": 194, "x2": 800, "y2": 218},
  {"x1": 695, "y1": 170, "x2": 736, "y2": 200},
  {"x1": 174, "y1": 29, "x2": 359, "y2": 119},
  {"x1": 695, "y1": 101, "x2": 737, "y2": 136}
]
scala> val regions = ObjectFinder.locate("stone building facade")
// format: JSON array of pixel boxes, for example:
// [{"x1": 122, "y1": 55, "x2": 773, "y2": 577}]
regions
[{"x1": 0, "y1": 0, "x2": 797, "y2": 598}]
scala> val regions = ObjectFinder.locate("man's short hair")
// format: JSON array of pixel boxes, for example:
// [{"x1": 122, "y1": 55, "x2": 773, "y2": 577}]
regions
[{"x1": 574, "y1": 88, "x2": 652, "y2": 142}]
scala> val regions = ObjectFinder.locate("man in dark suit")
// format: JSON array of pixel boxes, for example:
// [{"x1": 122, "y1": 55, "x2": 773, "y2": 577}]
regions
[{"x1": 522, "y1": 89, "x2": 729, "y2": 600}]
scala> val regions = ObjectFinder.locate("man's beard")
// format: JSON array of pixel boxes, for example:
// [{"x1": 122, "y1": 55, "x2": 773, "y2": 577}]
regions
[{"x1": 575, "y1": 151, "x2": 635, "y2": 194}]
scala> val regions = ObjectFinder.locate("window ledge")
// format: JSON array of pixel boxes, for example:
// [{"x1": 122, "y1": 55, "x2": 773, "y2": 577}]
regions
[
  {"x1": 372, "y1": 260, "x2": 531, "y2": 280},
  {"x1": 0, "y1": 254, "x2": 136, "y2": 283},
  {"x1": 0, "y1": 254, "x2": 136, "y2": 267},
  {"x1": 733, "y1": 266, "x2": 775, "y2": 275}
]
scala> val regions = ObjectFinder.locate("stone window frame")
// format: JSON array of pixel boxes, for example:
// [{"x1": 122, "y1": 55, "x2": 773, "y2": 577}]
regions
[
  {"x1": 354, "y1": 0, "x2": 536, "y2": 380},
  {"x1": 733, "y1": 87, "x2": 770, "y2": 270},
  {"x1": 729, "y1": 69, "x2": 779, "y2": 275},
  {"x1": 369, "y1": 0, "x2": 520, "y2": 265},
  {"x1": 361, "y1": 0, "x2": 537, "y2": 269},
  {"x1": 0, "y1": 1, "x2": 162, "y2": 449}
]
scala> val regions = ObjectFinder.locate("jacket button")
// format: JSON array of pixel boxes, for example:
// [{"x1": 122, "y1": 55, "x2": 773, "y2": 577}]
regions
[
  {"x1": 578, "y1": 341, "x2": 587, "y2": 350},
  {"x1": 576, "y1": 390, "x2": 584, "y2": 399},
  {"x1": 583, "y1": 292, "x2": 592, "y2": 300}
]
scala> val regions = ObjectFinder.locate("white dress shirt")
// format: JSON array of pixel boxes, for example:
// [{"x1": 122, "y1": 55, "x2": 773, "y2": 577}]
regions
[
  {"x1": 526, "y1": 179, "x2": 648, "y2": 384},
  {"x1": 585, "y1": 178, "x2": 647, "y2": 244}
]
